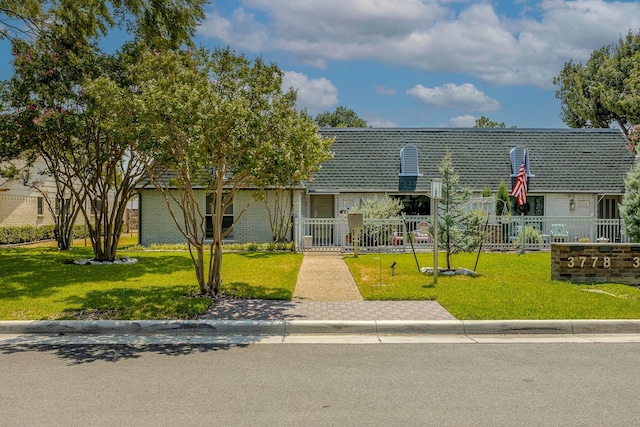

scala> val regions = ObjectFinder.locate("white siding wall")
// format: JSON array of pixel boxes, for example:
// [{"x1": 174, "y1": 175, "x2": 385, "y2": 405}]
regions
[
  {"x1": 544, "y1": 193, "x2": 597, "y2": 217},
  {"x1": 0, "y1": 193, "x2": 54, "y2": 227},
  {"x1": 0, "y1": 158, "x2": 57, "y2": 227}
]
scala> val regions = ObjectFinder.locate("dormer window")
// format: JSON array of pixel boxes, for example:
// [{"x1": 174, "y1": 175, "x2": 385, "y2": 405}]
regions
[
  {"x1": 399, "y1": 144, "x2": 423, "y2": 177},
  {"x1": 510, "y1": 146, "x2": 534, "y2": 177}
]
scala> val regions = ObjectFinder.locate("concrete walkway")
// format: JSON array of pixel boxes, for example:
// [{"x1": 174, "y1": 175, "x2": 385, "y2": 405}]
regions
[{"x1": 292, "y1": 252, "x2": 363, "y2": 301}]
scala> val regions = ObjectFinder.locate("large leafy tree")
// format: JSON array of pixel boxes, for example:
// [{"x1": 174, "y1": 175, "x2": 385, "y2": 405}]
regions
[
  {"x1": 3, "y1": 34, "x2": 145, "y2": 258},
  {"x1": 434, "y1": 149, "x2": 485, "y2": 269},
  {"x1": 124, "y1": 48, "x2": 333, "y2": 296},
  {"x1": 554, "y1": 30, "x2": 640, "y2": 150},
  {"x1": 258, "y1": 103, "x2": 334, "y2": 243},
  {"x1": 0, "y1": 33, "x2": 101, "y2": 250},
  {"x1": 315, "y1": 106, "x2": 367, "y2": 128},
  {"x1": 0, "y1": 0, "x2": 205, "y2": 46},
  {"x1": 0, "y1": 0, "x2": 205, "y2": 256}
]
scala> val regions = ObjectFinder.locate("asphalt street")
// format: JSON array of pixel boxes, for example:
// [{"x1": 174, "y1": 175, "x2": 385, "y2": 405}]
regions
[{"x1": 2, "y1": 342, "x2": 640, "y2": 426}]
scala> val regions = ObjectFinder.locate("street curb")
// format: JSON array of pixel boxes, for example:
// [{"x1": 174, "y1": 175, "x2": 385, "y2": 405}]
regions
[{"x1": 2, "y1": 319, "x2": 640, "y2": 336}]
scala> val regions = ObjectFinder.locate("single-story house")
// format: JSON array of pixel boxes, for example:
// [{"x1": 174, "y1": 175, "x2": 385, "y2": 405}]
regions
[{"x1": 138, "y1": 127, "x2": 637, "y2": 246}]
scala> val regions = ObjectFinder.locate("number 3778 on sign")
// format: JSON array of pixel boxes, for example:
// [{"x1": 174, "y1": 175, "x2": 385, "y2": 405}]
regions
[{"x1": 567, "y1": 256, "x2": 640, "y2": 268}]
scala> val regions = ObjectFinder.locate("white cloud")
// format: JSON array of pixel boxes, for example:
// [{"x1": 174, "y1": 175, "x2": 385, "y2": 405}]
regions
[
  {"x1": 363, "y1": 113, "x2": 397, "y2": 128},
  {"x1": 199, "y1": 1, "x2": 640, "y2": 88},
  {"x1": 282, "y1": 71, "x2": 339, "y2": 115},
  {"x1": 198, "y1": 10, "x2": 233, "y2": 41},
  {"x1": 406, "y1": 83, "x2": 500, "y2": 112},
  {"x1": 375, "y1": 85, "x2": 396, "y2": 96},
  {"x1": 449, "y1": 115, "x2": 477, "y2": 128}
]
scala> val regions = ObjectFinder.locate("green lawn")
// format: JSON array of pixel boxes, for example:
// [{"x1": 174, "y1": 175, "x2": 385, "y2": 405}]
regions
[
  {"x1": 0, "y1": 244, "x2": 302, "y2": 320},
  {"x1": 345, "y1": 252, "x2": 640, "y2": 320},
  {"x1": 3, "y1": 240, "x2": 640, "y2": 320}
]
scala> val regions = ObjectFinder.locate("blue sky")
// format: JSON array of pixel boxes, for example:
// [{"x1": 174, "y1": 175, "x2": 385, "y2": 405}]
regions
[
  {"x1": 3, "y1": 1, "x2": 640, "y2": 128},
  {"x1": 195, "y1": 0, "x2": 640, "y2": 128}
]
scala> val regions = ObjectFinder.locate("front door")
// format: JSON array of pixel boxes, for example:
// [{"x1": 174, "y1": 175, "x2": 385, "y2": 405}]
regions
[{"x1": 310, "y1": 195, "x2": 334, "y2": 245}]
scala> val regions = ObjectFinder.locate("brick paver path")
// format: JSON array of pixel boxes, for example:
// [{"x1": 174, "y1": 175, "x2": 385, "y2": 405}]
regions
[
  {"x1": 202, "y1": 252, "x2": 456, "y2": 321},
  {"x1": 202, "y1": 299, "x2": 456, "y2": 321}
]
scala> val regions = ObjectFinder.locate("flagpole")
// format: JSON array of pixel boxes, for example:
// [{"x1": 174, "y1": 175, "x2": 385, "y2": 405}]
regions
[
  {"x1": 520, "y1": 213, "x2": 525, "y2": 256},
  {"x1": 511, "y1": 162, "x2": 528, "y2": 255}
]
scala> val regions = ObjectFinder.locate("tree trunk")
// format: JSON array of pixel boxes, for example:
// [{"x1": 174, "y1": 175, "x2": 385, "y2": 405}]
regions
[
  {"x1": 210, "y1": 240, "x2": 223, "y2": 296},
  {"x1": 190, "y1": 244, "x2": 208, "y2": 295},
  {"x1": 55, "y1": 197, "x2": 78, "y2": 251}
]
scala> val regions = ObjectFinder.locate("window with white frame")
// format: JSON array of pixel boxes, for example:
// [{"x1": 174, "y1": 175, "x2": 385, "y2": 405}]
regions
[{"x1": 206, "y1": 193, "x2": 234, "y2": 239}]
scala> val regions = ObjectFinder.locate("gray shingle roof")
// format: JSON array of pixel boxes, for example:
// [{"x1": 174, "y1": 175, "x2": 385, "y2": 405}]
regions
[{"x1": 309, "y1": 128, "x2": 637, "y2": 194}]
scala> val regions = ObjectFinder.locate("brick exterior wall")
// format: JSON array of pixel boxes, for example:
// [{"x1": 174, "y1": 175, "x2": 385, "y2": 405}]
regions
[
  {"x1": 551, "y1": 243, "x2": 640, "y2": 285},
  {"x1": 139, "y1": 189, "x2": 303, "y2": 246},
  {"x1": 139, "y1": 190, "x2": 189, "y2": 245}
]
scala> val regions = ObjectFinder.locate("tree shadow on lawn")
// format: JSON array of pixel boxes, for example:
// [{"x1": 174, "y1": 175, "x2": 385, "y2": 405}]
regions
[
  {"x1": 60, "y1": 282, "x2": 292, "y2": 320},
  {"x1": 235, "y1": 251, "x2": 299, "y2": 259},
  {"x1": 0, "y1": 250, "x2": 194, "y2": 300},
  {"x1": 223, "y1": 281, "x2": 292, "y2": 301},
  {"x1": 0, "y1": 343, "x2": 249, "y2": 365},
  {"x1": 61, "y1": 285, "x2": 212, "y2": 320}
]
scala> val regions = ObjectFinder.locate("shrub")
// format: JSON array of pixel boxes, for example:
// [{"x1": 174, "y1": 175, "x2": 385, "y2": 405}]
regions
[
  {"x1": 515, "y1": 225, "x2": 544, "y2": 245},
  {"x1": 496, "y1": 182, "x2": 512, "y2": 216},
  {"x1": 72, "y1": 224, "x2": 91, "y2": 239},
  {"x1": 0, "y1": 225, "x2": 56, "y2": 244},
  {"x1": 143, "y1": 241, "x2": 296, "y2": 252}
]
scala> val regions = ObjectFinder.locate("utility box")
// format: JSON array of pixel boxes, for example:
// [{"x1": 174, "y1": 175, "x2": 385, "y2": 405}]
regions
[
  {"x1": 347, "y1": 213, "x2": 364, "y2": 232},
  {"x1": 304, "y1": 235, "x2": 313, "y2": 248}
]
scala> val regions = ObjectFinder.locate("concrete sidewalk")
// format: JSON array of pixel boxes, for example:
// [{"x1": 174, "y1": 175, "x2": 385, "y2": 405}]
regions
[{"x1": 292, "y1": 252, "x2": 363, "y2": 301}]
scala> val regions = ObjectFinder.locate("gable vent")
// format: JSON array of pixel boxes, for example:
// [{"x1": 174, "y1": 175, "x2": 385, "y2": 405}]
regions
[
  {"x1": 510, "y1": 146, "x2": 534, "y2": 177},
  {"x1": 399, "y1": 144, "x2": 423, "y2": 177}
]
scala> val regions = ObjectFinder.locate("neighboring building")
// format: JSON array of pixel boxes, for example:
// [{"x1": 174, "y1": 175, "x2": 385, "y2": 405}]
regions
[
  {"x1": 0, "y1": 157, "x2": 131, "y2": 230},
  {"x1": 138, "y1": 128, "x2": 637, "y2": 246},
  {"x1": 0, "y1": 158, "x2": 57, "y2": 227}
]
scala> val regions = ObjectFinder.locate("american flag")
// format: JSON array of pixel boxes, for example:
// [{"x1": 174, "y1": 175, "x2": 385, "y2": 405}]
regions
[{"x1": 511, "y1": 163, "x2": 527, "y2": 206}]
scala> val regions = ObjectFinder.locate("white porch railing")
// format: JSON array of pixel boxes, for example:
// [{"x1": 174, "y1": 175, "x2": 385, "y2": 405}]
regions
[{"x1": 293, "y1": 215, "x2": 632, "y2": 252}]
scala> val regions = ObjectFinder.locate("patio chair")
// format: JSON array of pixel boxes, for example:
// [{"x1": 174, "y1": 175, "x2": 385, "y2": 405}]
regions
[
  {"x1": 550, "y1": 224, "x2": 569, "y2": 242},
  {"x1": 411, "y1": 222, "x2": 431, "y2": 244},
  {"x1": 392, "y1": 231, "x2": 404, "y2": 245}
]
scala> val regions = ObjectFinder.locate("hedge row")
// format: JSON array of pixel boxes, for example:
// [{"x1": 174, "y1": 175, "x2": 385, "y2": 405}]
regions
[{"x1": 0, "y1": 224, "x2": 91, "y2": 245}]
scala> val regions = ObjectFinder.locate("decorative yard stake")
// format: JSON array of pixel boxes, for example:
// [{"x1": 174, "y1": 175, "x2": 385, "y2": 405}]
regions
[
  {"x1": 402, "y1": 213, "x2": 421, "y2": 272},
  {"x1": 431, "y1": 179, "x2": 442, "y2": 284}
]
